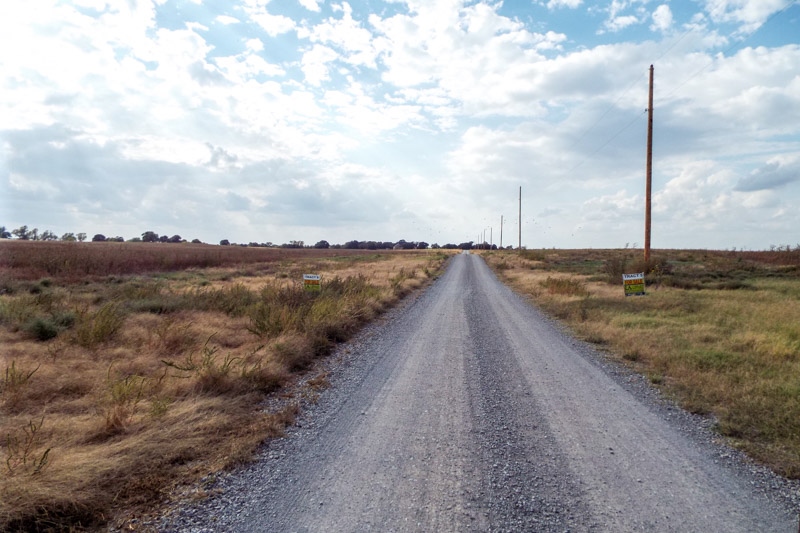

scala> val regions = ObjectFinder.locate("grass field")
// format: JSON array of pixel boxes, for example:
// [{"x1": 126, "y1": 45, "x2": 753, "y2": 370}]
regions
[
  {"x1": 482, "y1": 248, "x2": 800, "y2": 479},
  {"x1": 0, "y1": 241, "x2": 451, "y2": 532}
]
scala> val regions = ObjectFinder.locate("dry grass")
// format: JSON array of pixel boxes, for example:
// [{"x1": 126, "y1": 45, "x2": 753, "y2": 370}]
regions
[
  {"x1": 0, "y1": 242, "x2": 451, "y2": 531},
  {"x1": 482, "y1": 248, "x2": 800, "y2": 478}
]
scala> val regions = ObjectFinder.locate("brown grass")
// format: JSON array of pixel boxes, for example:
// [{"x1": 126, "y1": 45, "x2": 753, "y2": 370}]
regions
[
  {"x1": 482, "y1": 248, "x2": 800, "y2": 478},
  {"x1": 0, "y1": 242, "x2": 452, "y2": 531}
]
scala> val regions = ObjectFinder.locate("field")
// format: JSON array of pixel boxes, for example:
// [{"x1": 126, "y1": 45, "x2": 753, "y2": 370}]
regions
[
  {"x1": 481, "y1": 248, "x2": 800, "y2": 478},
  {"x1": 0, "y1": 241, "x2": 451, "y2": 532}
]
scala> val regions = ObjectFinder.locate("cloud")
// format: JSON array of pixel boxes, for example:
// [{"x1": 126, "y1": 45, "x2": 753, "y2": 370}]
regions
[
  {"x1": 215, "y1": 15, "x2": 241, "y2": 25},
  {"x1": 702, "y1": 0, "x2": 791, "y2": 34},
  {"x1": 651, "y1": 4, "x2": 674, "y2": 32},
  {"x1": 544, "y1": 0, "x2": 582, "y2": 8},
  {"x1": 604, "y1": 15, "x2": 640, "y2": 32},
  {"x1": 299, "y1": 0, "x2": 322, "y2": 12},
  {"x1": 301, "y1": 44, "x2": 341, "y2": 86},
  {"x1": 735, "y1": 157, "x2": 800, "y2": 192}
]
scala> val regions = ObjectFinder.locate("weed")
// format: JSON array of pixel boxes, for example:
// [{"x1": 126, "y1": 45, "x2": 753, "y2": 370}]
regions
[
  {"x1": 4, "y1": 417, "x2": 51, "y2": 476},
  {"x1": 105, "y1": 373, "x2": 147, "y2": 433},
  {"x1": 2, "y1": 361, "x2": 40, "y2": 394},
  {"x1": 540, "y1": 276, "x2": 589, "y2": 297},
  {"x1": 74, "y1": 302, "x2": 125, "y2": 348}
]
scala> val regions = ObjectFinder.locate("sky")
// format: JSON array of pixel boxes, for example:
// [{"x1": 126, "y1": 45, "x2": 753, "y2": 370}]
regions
[{"x1": 1, "y1": 0, "x2": 799, "y2": 249}]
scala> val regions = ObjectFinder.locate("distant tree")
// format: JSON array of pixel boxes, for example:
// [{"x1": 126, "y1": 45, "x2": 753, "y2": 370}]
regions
[
  {"x1": 128, "y1": 237, "x2": 142, "y2": 242},
  {"x1": 40, "y1": 230, "x2": 58, "y2": 241},
  {"x1": 431, "y1": 243, "x2": 440, "y2": 249},
  {"x1": 29, "y1": 228, "x2": 39, "y2": 241},
  {"x1": 12, "y1": 226, "x2": 31, "y2": 240},
  {"x1": 219, "y1": 239, "x2": 230, "y2": 246},
  {"x1": 168, "y1": 235, "x2": 182, "y2": 243},
  {"x1": 0, "y1": 226, "x2": 11, "y2": 239},
  {"x1": 92, "y1": 234, "x2": 106, "y2": 242},
  {"x1": 61, "y1": 232, "x2": 76, "y2": 242},
  {"x1": 314, "y1": 240, "x2": 330, "y2": 249},
  {"x1": 141, "y1": 231, "x2": 159, "y2": 243},
  {"x1": 416, "y1": 242, "x2": 429, "y2": 250},
  {"x1": 344, "y1": 240, "x2": 360, "y2": 249},
  {"x1": 458, "y1": 241, "x2": 473, "y2": 250},
  {"x1": 191, "y1": 238, "x2": 202, "y2": 244},
  {"x1": 108, "y1": 236, "x2": 124, "y2": 242},
  {"x1": 77, "y1": 233, "x2": 87, "y2": 242},
  {"x1": 158, "y1": 235, "x2": 169, "y2": 243}
]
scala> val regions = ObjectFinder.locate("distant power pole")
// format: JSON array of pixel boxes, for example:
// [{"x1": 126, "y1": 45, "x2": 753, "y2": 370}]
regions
[
  {"x1": 644, "y1": 64, "x2": 654, "y2": 264},
  {"x1": 500, "y1": 215, "x2": 503, "y2": 249},
  {"x1": 518, "y1": 186, "x2": 522, "y2": 251}
]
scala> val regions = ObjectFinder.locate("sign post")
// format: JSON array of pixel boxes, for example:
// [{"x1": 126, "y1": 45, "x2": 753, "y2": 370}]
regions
[
  {"x1": 303, "y1": 274, "x2": 321, "y2": 292},
  {"x1": 623, "y1": 272, "x2": 646, "y2": 296}
]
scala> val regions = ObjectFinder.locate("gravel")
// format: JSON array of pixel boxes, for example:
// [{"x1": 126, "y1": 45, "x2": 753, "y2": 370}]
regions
[{"x1": 156, "y1": 252, "x2": 800, "y2": 532}]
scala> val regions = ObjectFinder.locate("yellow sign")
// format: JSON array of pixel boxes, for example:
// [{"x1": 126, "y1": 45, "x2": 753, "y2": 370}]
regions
[
  {"x1": 623, "y1": 272, "x2": 645, "y2": 296},
  {"x1": 303, "y1": 274, "x2": 321, "y2": 292}
]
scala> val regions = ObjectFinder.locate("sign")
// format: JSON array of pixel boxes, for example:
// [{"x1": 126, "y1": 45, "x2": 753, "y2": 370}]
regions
[
  {"x1": 303, "y1": 274, "x2": 321, "y2": 292},
  {"x1": 623, "y1": 272, "x2": 645, "y2": 296}
]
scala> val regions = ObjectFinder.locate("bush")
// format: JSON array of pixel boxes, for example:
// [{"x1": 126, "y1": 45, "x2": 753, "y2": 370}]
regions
[
  {"x1": 23, "y1": 317, "x2": 60, "y2": 341},
  {"x1": 74, "y1": 303, "x2": 125, "y2": 348}
]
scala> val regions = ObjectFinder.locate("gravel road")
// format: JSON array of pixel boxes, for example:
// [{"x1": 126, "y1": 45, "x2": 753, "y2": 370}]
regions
[{"x1": 162, "y1": 252, "x2": 799, "y2": 532}]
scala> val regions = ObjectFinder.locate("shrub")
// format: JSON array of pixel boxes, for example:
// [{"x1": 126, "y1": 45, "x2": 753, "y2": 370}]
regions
[
  {"x1": 74, "y1": 303, "x2": 125, "y2": 348},
  {"x1": 23, "y1": 317, "x2": 60, "y2": 341}
]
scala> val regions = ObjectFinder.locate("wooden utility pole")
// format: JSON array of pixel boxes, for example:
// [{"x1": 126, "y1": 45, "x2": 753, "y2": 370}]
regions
[
  {"x1": 500, "y1": 215, "x2": 503, "y2": 249},
  {"x1": 518, "y1": 186, "x2": 522, "y2": 251},
  {"x1": 644, "y1": 64, "x2": 654, "y2": 264}
]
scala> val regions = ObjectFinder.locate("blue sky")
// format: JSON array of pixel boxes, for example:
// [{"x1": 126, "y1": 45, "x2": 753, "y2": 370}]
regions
[{"x1": 1, "y1": 0, "x2": 799, "y2": 248}]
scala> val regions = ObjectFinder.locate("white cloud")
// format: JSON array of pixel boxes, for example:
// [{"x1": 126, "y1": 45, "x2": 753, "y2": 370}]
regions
[
  {"x1": 216, "y1": 15, "x2": 241, "y2": 25},
  {"x1": 303, "y1": 2, "x2": 380, "y2": 68},
  {"x1": 604, "y1": 14, "x2": 640, "y2": 32},
  {"x1": 545, "y1": 0, "x2": 582, "y2": 8},
  {"x1": 250, "y1": 12, "x2": 296, "y2": 36},
  {"x1": 651, "y1": 5, "x2": 674, "y2": 32},
  {"x1": 301, "y1": 44, "x2": 341, "y2": 86},
  {"x1": 299, "y1": 0, "x2": 322, "y2": 12},
  {"x1": 703, "y1": 0, "x2": 791, "y2": 34}
]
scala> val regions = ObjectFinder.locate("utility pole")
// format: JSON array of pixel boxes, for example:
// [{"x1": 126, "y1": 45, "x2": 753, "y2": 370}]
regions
[
  {"x1": 500, "y1": 215, "x2": 503, "y2": 249},
  {"x1": 518, "y1": 186, "x2": 522, "y2": 251},
  {"x1": 645, "y1": 64, "x2": 654, "y2": 264},
  {"x1": 490, "y1": 227, "x2": 492, "y2": 248}
]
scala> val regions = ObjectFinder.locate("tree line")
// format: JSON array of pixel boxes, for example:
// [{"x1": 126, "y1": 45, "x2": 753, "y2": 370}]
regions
[{"x1": 0, "y1": 225, "x2": 499, "y2": 251}]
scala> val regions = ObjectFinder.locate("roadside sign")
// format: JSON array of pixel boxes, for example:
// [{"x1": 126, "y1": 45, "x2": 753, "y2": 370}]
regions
[
  {"x1": 303, "y1": 274, "x2": 321, "y2": 292},
  {"x1": 623, "y1": 272, "x2": 645, "y2": 296}
]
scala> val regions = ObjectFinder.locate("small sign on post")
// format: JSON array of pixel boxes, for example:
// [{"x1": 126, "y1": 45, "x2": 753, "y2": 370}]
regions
[
  {"x1": 303, "y1": 274, "x2": 321, "y2": 292},
  {"x1": 623, "y1": 272, "x2": 646, "y2": 296}
]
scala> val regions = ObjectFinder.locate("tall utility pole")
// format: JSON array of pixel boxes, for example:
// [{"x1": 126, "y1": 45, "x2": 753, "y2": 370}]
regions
[
  {"x1": 518, "y1": 186, "x2": 522, "y2": 251},
  {"x1": 644, "y1": 64, "x2": 654, "y2": 264},
  {"x1": 500, "y1": 215, "x2": 503, "y2": 249}
]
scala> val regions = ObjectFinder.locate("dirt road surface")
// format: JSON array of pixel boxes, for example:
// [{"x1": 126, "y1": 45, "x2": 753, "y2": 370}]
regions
[{"x1": 164, "y1": 252, "x2": 798, "y2": 532}]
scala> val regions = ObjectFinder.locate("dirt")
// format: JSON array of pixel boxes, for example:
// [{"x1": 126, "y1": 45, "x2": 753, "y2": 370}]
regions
[{"x1": 159, "y1": 252, "x2": 799, "y2": 532}]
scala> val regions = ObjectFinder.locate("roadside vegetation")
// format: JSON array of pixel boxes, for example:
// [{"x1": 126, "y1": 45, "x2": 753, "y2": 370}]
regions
[
  {"x1": 0, "y1": 241, "x2": 451, "y2": 532},
  {"x1": 482, "y1": 248, "x2": 800, "y2": 479}
]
